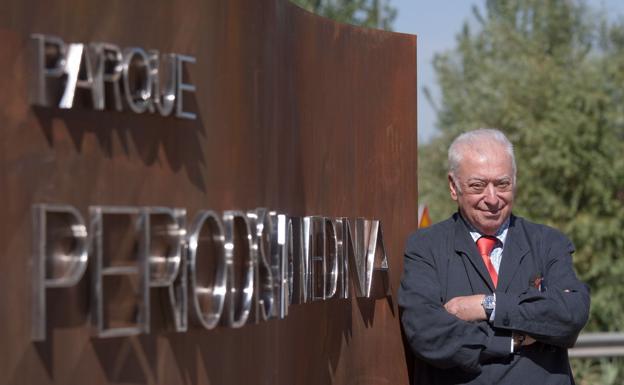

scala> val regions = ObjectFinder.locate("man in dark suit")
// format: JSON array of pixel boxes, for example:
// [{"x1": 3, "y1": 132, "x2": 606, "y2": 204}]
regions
[{"x1": 399, "y1": 129, "x2": 590, "y2": 384}]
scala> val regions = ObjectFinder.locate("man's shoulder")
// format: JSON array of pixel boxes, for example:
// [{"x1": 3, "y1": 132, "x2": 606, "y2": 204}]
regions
[
  {"x1": 406, "y1": 214, "x2": 457, "y2": 245},
  {"x1": 511, "y1": 215, "x2": 571, "y2": 244}
]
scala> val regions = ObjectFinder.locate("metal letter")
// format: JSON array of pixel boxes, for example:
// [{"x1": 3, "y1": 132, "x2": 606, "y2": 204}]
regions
[
  {"x1": 277, "y1": 214, "x2": 292, "y2": 317},
  {"x1": 222, "y1": 211, "x2": 255, "y2": 328},
  {"x1": 146, "y1": 207, "x2": 187, "y2": 332},
  {"x1": 149, "y1": 51, "x2": 176, "y2": 116},
  {"x1": 333, "y1": 218, "x2": 351, "y2": 299},
  {"x1": 32, "y1": 204, "x2": 88, "y2": 341},
  {"x1": 122, "y1": 48, "x2": 153, "y2": 113},
  {"x1": 247, "y1": 208, "x2": 275, "y2": 322},
  {"x1": 304, "y1": 217, "x2": 324, "y2": 300},
  {"x1": 187, "y1": 211, "x2": 227, "y2": 330},
  {"x1": 324, "y1": 218, "x2": 338, "y2": 298},
  {"x1": 30, "y1": 34, "x2": 66, "y2": 107},
  {"x1": 73, "y1": 44, "x2": 101, "y2": 108},
  {"x1": 347, "y1": 219, "x2": 389, "y2": 298},
  {"x1": 90, "y1": 43, "x2": 123, "y2": 111},
  {"x1": 303, "y1": 217, "x2": 338, "y2": 301},
  {"x1": 289, "y1": 217, "x2": 308, "y2": 304},
  {"x1": 175, "y1": 54, "x2": 196, "y2": 120},
  {"x1": 90, "y1": 206, "x2": 149, "y2": 337},
  {"x1": 57, "y1": 43, "x2": 84, "y2": 108}
]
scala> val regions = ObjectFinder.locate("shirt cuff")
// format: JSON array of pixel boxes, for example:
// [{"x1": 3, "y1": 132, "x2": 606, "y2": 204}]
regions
[
  {"x1": 489, "y1": 293, "x2": 496, "y2": 322},
  {"x1": 481, "y1": 334, "x2": 514, "y2": 361}
]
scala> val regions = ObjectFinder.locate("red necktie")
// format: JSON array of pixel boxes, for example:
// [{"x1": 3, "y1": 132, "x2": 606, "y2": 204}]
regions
[{"x1": 477, "y1": 236, "x2": 498, "y2": 287}]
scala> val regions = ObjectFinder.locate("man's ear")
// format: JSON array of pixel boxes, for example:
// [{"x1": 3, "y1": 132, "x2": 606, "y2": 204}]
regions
[{"x1": 448, "y1": 173, "x2": 459, "y2": 201}]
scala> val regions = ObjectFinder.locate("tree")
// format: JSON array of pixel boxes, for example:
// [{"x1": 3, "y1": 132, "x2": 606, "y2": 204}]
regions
[{"x1": 289, "y1": 0, "x2": 397, "y2": 30}]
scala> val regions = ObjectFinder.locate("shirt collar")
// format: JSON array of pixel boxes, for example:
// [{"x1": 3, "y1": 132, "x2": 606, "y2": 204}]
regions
[{"x1": 464, "y1": 215, "x2": 510, "y2": 247}]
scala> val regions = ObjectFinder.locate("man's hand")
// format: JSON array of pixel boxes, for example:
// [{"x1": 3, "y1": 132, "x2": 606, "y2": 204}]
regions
[
  {"x1": 513, "y1": 332, "x2": 537, "y2": 347},
  {"x1": 444, "y1": 294, "x2": 487, "y2": 322},
  {"x1": 512, "y1": 332, "x2": 537, "y2": 352},
  {"x1": 524, "y1": 335, "x2": 536, "y2": 345}
]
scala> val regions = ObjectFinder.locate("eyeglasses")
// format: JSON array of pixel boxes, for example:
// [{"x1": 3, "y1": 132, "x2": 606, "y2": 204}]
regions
[{"x1": 455, "y1": 178, "x2": 513, "y2": 194}]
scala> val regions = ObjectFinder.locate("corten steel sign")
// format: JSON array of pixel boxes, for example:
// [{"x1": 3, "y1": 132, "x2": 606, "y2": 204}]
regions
[{"x1": 0, "y1": 0, "x2": 417, "y2": 384}]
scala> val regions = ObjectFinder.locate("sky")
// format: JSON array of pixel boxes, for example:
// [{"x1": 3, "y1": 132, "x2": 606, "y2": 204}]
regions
[{"x1": 392, "y1": 0, "x2": 624, "y2": 144}]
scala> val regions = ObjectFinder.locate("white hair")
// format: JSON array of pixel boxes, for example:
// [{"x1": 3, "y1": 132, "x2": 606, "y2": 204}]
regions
[{"x1": 448, "y1": 128, "x2": 517, "y2": 190}]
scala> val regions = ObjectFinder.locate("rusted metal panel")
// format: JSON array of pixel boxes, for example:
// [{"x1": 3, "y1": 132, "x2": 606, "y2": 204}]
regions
[{"x1": 0, "y1": 0, "x2": 417, "y2": 384}]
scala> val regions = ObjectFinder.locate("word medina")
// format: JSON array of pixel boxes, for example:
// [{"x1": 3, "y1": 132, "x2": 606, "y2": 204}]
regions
[
  {"x1": 30, "y1": 34, "x2": 197, "y2": 119},
  {"x1": 32, "y1": 204, "x2": 389, "y2": 341}
]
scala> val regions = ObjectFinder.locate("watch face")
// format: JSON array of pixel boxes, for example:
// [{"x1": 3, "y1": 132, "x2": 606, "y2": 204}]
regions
[{"x1": 483, "y1": 295, "x2": 495, "y2": 309}]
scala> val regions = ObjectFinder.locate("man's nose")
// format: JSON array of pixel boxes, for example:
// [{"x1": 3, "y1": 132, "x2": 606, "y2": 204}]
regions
[{"x1": 483, "y1": 184, "x2": 498, "y2": 206}]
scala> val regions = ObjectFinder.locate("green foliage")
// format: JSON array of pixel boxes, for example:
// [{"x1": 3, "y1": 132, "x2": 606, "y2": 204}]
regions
[
  {"x1": 571, "y1": 357, "x2": 624, "y2": 385},
  {"x1": 289, "y1": 0, "x2": 396, "y2": 30},
  {"x1": 419, "y1": 0, "x2": 624, "y2": 334}
]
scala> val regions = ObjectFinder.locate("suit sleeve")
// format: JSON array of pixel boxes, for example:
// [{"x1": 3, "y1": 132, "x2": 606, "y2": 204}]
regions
[
  {"x1": 493, "y1": 228, "x2": 590, "y2": 348},
  {"x1": 399, "y1": 232, "x2": 511, "y2": 374}
]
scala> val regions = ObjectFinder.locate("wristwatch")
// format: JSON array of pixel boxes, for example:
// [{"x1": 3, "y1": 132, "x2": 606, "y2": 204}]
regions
[{"x1": 481, "y1": 294, "x2": 495, "y2": 319}]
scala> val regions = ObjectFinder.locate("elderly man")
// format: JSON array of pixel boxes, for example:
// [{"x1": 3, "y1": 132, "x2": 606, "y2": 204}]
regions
[{"x1": 399, "y1": 129, "x2": 590, "y2": 384}]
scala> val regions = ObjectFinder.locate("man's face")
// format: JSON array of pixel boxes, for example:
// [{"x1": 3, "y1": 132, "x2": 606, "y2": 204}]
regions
[{"x1": 448, "y1": 143, "x2": 514, "y2": 235}]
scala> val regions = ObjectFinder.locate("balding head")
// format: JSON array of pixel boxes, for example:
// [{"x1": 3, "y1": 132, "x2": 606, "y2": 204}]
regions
[
  {"x1": 447, "y1": 128, "x2": 516, "y2": 235},
  {"x1": 448, "y1": 128, "x2": 516, "y2": 187}
]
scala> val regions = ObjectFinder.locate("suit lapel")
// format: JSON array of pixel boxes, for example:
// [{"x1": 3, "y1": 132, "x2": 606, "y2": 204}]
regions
[
  {"x1": 498, "y1": 215, "x2": 529, "y2": 292},
  {"x1": 453, "y1": 215, "x2": 496, "y2": 292}
]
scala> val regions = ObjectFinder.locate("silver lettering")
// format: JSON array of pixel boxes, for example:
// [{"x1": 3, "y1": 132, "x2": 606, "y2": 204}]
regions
[
  {"x1": 247, "y1": 209, "x2": 275, "y2": 321},
  {"x1": 149, "y1": 51, "x2": 177, "y2": 116},
  {"x1": 346, "y1": 218, "x2": 389, "y2": 298},
  {"x1": 222, "y1": 211, "x2": 254, "y2": 328},
  {"x1": 304, "y1": 216, "x2": 325, "y2": 301},
  {"x1": 90, "y1": 42, "x2": 123, "y2": 111},
  {"x1": 333, "y1": 218, "x2": 351, "y2": 299},
  {"x1": 90, "y1": 206, "x2": 148, "y2": 337},
  {"x1": 289, "y1": 217, "x2": 308, "y2": 304},
  {"x1": 122, "y1": 48, "x2": 152, "y2": 113},
  {"x1": 277, "y1": 214, "x2": 292, "y2": 318},
  {"x1": 175, "y1": 54, "x2": 196, "y2": 120},
  {"x1": 31, "y1": 34, "x2": 195, "y2": 119},
  {"x1": 187, "y1": 211, "x2": 227, "y2": 330},
  {"x1": 146, "y1": 208, "x2": 187, "y2": 332},
  {"x1": 30, "y1": 204, "x2": 389, "y2": 338},
  {"x1": 324, "y1": 218, "x2": 338, "y2": 298},
  {"x1": 31, "y1": 204, "x2": 88, "y2": 341},
  {"x1": 30, "y1": 34, "x2": 66, "y2": 107}
]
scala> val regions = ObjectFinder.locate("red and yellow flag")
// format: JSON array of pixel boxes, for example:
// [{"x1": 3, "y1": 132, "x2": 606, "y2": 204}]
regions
[{"x1": 418, "y1": 205, "x2": 431, "y2": 228}]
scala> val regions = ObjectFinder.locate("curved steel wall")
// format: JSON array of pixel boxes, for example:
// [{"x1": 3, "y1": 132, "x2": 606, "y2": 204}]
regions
[{"x1": 0, "y1": 0, "x2": 417, "y2": 384}]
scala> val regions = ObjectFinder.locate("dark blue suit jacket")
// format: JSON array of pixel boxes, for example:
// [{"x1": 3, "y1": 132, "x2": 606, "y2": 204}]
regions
[{"x1": 399, "y1": 213, "x2": 590, "y2": 385}]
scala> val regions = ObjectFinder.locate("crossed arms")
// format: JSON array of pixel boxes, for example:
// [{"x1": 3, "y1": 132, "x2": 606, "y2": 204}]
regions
[{"x1": 398, "y1": 228, "x2": 590, "y2": 374}]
